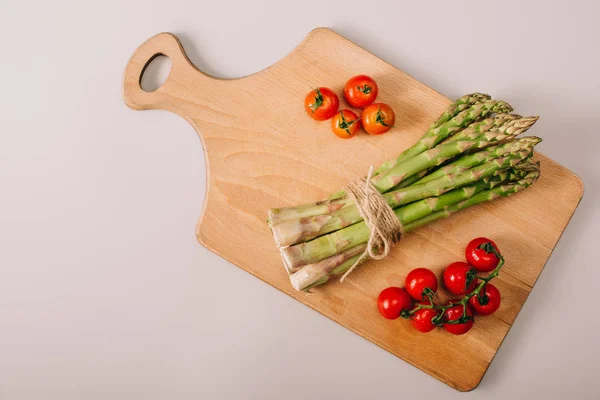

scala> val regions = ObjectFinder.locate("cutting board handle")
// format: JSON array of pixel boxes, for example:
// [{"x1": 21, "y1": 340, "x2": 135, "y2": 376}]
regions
[{"x1": 123, "y1": 32, "x2": 213, "y2": 112}]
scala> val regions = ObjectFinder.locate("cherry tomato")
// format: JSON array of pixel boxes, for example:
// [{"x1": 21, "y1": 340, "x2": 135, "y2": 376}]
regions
[
  {"x1": 405, "y1": 268, "x2": 438, "y2": 301},
  {"x1": 343, "y1": 75, "x2": 378, "y2": 108},
  {"x1": 443, "y1": 261, "x2": 478, "y2": 295},
  {"x1": 304, "y1": 87, "x2": 339, "y2": 121},
  {"x1": 377, "y1": 287, "x2": 413, "y2": 320},
  {"x1": 443, "y1": 300, "x2": 474, "y2": 335},
  {"x1": 468, "y1": 283, "x2": 501, "y2": 316},
  {"x1": 465, "y1": 237, "x2": 501, "y2": 272},
  {"x1": 362, "y1": 103, "x2": 395, "y2": 135},
  {"x1": 410, "y1": 300, "x2": 440, "y2": 333},
  {"x1": 331, "y1": 110, "x2": 361, "y2": 139}
]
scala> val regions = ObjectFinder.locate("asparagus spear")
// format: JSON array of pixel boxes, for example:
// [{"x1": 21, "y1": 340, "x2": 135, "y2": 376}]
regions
[
  {"x1": 268, "y1": 99, "x2": 512, "y2": 226},
  {"x1": 391, "y1": 115, "x2": 521, "y2": 189},
  {"x1": 370, "y1": 99, "x2": 513, "y2": 180},
  {"x1": 291, "y1": 170, "x2": 540, "y2": 291},
  {"x1": 281, "y1": 150, "x2": 535, "y2": 270},
  {"x1": 372, "y1": 117, "x2": 533, "y2": 190},
  {"x1": 272, "y1": 142, "x2": 535, "y2": 247},
  {"x1": 282, "y1": 170, "x2": 527, "y2": 273},
  {"x1": 414, "y1": 137, "x2": 541, "y2": 185},
  {"x1": 515, "y1": 159, "x2": 541, "y2": 171},
  {"x1": 289, "y1": 173, "x2": 501, "y2": 288},
  {"x1": 443, "y1": 115, "x2": 537, "y2": 143},
  {"x1": 373, "y1": 93, "x2": 493, "y2": 176},
  {"x1": 404, "y1": 169, "x2": 539, "y2": 231},
  {"x1": 428, "y1": 93, "x2": 492, "y2": 129},
  {"x1": 268, "y1": 197, "x2": 352, "y2": 227},
  {"x1": 372, "y1": 108, "x2": 537, "y2": 193},
  {"x1": 399, "y1": 137, "x2": 539, "y2": 190},
  {"x1": 392, "y1": 116, "x2": 538, "y2": 190},
  {"x1": 270, "y1": 118, "x2": 531, "y2": 235},
  {"x1": 437, "y1": 112, "x2": 519, "y2": 143}
]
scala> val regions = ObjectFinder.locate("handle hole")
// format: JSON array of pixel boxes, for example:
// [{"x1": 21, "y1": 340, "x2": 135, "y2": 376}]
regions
[{"x1": 140, "y1": 54, "x2": 172, "y2": 92}]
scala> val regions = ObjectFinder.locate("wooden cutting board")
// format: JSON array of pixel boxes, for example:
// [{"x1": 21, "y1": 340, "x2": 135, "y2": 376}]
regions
[{"x1": 123, "y1": 28, "x2": 583, "y2": 391}]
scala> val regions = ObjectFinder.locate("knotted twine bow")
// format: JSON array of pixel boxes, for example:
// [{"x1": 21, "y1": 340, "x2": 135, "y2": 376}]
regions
[{"x1": 340, "y1": 166, "x2": 404, "y2": 282}]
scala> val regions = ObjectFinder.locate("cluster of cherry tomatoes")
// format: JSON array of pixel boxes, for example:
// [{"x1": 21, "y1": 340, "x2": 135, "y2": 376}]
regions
[
  {"x1": 377, "y1": 237, "x2": 503, "y2": 335},
  {"x1": 304, "y1": 75, "x2": 396, "y2": 139}
]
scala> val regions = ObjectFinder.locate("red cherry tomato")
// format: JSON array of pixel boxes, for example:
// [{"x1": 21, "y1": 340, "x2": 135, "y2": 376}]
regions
[
  {"x1": 466, "y1": 237, "x2": 500, "y2": 272},
  {"x1": 405, "y1": 268, "x2": 438, "y2": 301},
  {"x1": 468, "y1": 283, "x2": 501, "y2": 316},
  {"x1": 410, "y1": 300, "x2": 440, "y2": 333},
  {"x1": 331, "y1": 110, "x2": 361, "y2": 139},
  {"x1": 377, "y1": 287, "x2": 413, "y2": 320},
  {"x1": 361, "y1": 103, "x2": 395, "y2": 135},
  {"x1": 443, "y1": 300, "x2": 474, "y2": 335},
  {"x1": 344, "y1": 75, "x2": 378, "y2": 108},
  {"x1": 304, "y1": 87, "x2": 339, "y2": 121},
  {"x1": 443, "y1": 262, "x2": 478, "y2": 295}
]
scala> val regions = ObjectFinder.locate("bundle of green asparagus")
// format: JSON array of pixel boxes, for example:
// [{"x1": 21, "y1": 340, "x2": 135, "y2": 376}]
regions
[{"x1": 267, "y1": 94, "x2": 542, "y2": 291}]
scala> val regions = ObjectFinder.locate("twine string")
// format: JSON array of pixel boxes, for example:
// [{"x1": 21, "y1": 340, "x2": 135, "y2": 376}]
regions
[{"x1": 340, "y1": 166, "x2": 404, "y2": 282}]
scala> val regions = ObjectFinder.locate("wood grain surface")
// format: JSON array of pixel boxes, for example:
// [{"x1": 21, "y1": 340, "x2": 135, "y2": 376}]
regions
[{"x1": 123, "y1": 28, "x2": 583, "y2": 391}]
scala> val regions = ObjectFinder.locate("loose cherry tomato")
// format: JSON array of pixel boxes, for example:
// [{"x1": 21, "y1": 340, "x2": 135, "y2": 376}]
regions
[
  {"x1": 377, "y1": 287, "x2": 413, "y2": 320},
  {"x1": 362, "y1": 103, "x2": 395, "y2": 135},
  {"x1": 468, "y1": 283, "x2": 501, "y2": 316},
  {"x1": 410, "y1": 300, "x2": 440, "y2": 333},
  {"x1": 343, "y1": 75, "x2": 378, "y2": 108},
  {"x1": 331, "y1": 110, "x2": 361, "y2": 139},
  {"x1": 443, "y1": 300, "x2": 474, "y2": 335},
  {"x1": 443, "y1": 261, "x2": 478, "y2": 295},
  {"x1": 304, "y1": 87, "x2": 339, "y2": 121},
  {"x1": 466, "y1": 237, "x2": 501, "y2": 272},
  {"x1": 405, "y1": 268, "x2": 438, "y2": 301}
]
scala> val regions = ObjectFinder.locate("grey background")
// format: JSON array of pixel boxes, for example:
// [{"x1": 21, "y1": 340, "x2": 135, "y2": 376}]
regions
[{"x1": 1, "y1": 0, "x2": 599, "y2": 399}]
